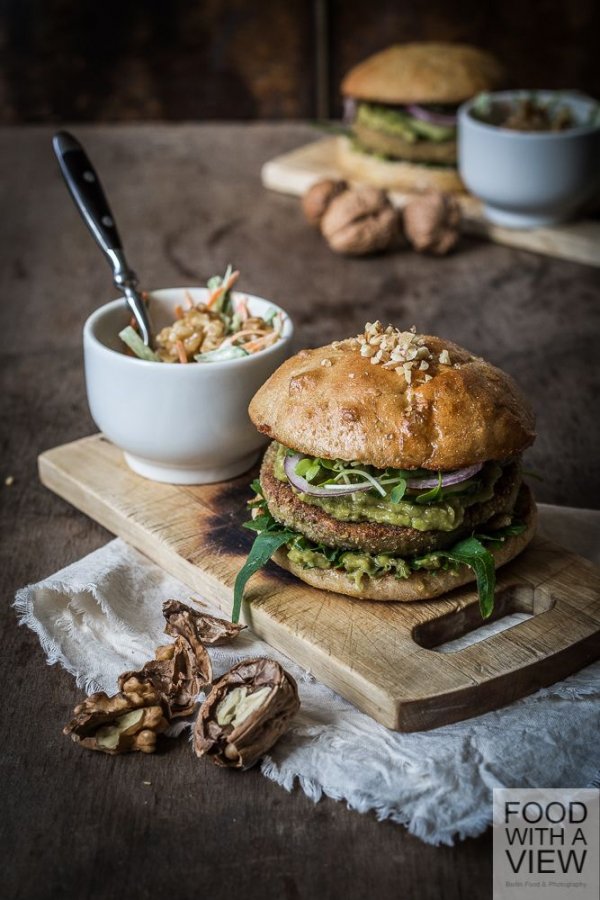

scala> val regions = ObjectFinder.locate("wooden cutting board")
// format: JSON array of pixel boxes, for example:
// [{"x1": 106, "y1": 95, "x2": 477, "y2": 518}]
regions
[
  {"x1": 261, "y1": 136, "x2": 600, "y2": 268},
  {"x1": 39, "y1": 435, "x2": 600, "y2": 732}
]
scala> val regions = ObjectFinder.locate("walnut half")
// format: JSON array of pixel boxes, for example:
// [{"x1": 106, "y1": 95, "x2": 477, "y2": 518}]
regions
[
  {"x1": 402, "y1": 191, "x2": 461, "y2": 255},
  {"x1": 320, "y1": 186, "x2": 400, "y2": 256},
  {"x1": 63, "y1": 689, "x2": 168, "y2": 755},
  {"x1": 302, "y1": 178, "x2": 348, "y2": 227},
  {"x1": 193, "y1": 657, "x2": 300, "y2": 769},
  {"x1": 119, "y1": 634, "x2": 210, "y2": 720}
]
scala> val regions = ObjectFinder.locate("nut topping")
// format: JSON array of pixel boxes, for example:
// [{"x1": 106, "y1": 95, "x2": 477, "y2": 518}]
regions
[
  {"x1": 193, "y1": 658, "x2": 300, "y2": 769},
  {"x1": 352, "y1": 321, "x2": 437, "y2": 385}
]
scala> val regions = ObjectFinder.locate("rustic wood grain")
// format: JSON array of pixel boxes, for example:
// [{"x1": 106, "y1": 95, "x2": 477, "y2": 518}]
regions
[
  {"x1": 1, "y1": 123, "x2": 599, "y2": 900},
  {"x1": 38, "y1": 435, "x2": 600, "y2": 732}
]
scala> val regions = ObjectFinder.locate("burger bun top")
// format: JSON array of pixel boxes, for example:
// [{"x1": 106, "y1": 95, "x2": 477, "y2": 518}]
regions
[
  {"x1": 342, "y1": 43, "x2": 503, "y2": 106},
  {"x1": 248, "y1": 327, "x2": 535, "y2": 470}
]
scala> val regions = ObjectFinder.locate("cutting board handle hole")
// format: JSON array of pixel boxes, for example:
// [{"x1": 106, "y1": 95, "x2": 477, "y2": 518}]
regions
[{"x1": 412, "y1": 583, "x2": 555, "y2": 652}]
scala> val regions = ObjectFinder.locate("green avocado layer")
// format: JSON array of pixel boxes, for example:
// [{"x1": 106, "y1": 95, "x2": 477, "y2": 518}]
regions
[
  {"x1": 274, "y1": 443, "x2": 502, "y2": 533},
  {"x1": 245, "y1": 482, "x2": 525, "y2": 592},
  {"x1": 356, "y1": 102, "x2": 456, "y2": 143}
]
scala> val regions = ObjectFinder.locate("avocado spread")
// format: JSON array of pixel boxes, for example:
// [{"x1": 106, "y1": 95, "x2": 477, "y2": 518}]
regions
[
  {"x1": 356, "y1": 102, "x2": 456, "y2": 143},
  {"x1": 274, "y1": 444, "x2": 502, "y2": 533},
  {"x1": 287, "y1": 544, "x2": 415, "y2": 586}
]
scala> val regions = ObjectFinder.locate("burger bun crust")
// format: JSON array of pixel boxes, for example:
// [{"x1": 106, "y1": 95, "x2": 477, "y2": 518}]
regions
[
  {"x1": 249, "y1": 333, "x2": 536, "y2": 471},
  {"x1": 341, "y1": 42, "x2": 503, "y2": 105}
]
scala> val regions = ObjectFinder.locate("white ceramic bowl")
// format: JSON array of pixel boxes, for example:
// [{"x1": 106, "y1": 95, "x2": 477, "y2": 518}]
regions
[
  {"x1": 83, "y1": 287, "x2": 293, "y2": 484},
  {"x1": 459, "y1": 91, "x2": 600, "y2": 228}
]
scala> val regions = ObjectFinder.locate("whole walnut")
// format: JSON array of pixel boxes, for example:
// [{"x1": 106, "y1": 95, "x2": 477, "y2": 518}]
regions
[
  {"x1": 302, "y1": 178, "x2": 348, "y2": 227},
  {"x1": 320, "y1": 185, "x2": 400, "y2": 256},
  {"x1": 402, "y1": 191, "x2": 461, "y2": 255}
]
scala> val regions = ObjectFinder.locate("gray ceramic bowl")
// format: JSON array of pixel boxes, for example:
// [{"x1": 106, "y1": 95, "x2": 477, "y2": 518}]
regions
[{"x1": 458, "y1": 91, "x2": 600, "y2": 228}]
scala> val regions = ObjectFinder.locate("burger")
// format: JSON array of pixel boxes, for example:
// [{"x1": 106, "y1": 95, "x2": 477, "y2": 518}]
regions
[
  {"x1": 232, "y1": 323, "x2": 536, "y2": 623},
  {"x1": 338, "y1": 42, "x2": 503, "y2": 193}
]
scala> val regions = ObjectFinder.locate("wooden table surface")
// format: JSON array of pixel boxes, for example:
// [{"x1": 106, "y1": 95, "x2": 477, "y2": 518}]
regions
[{"x1": 1, "y1": 124, "x2": 599, "y2": 900}]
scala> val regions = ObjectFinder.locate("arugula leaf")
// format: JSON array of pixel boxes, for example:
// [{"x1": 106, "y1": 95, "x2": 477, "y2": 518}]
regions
[
  {"x1": 243, "y1": 515, "x2": 274, "y2": 533},
  {"x1": 389, "y1": 480, "x2": 407, "y2": 503},
  {"x1": 295, "y1": 457, "x2": 321, "y2": 482},
  {"x1": 415, "y1": 471, "x2": 443, "y2": 505},
  {"x1": 232, "y1": 529, "x2": 295, "y2": 623},
  {"x1": 476, "y1": 523, "x2": 526, "y2": 543},
  {"x1": 432, "y1": 536, "x2": 496, "y2": 619}
]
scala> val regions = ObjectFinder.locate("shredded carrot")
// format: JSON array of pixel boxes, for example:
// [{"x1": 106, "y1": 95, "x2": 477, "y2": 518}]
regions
[
  {"x1": 176, "y1": 340, "x2": 188, "y2": 364},
  {"x1": 244, "y1": 333, "x2": 279, "y2": 353},
  {"x1": 184, "y1": 290, "x2": 194, "y2": 309},
  {"x1": 174, "y1": 305, "x2": 184, "y2": 320},
  {"x1": 230, "y1": 328, "x2": 268, "y2": 344},
  {"x1": 207, "y1": 269, "x2": 240, "y2": 309},
  {"x1": 129, "y1": 316, "x2": 138, "y2": 329},
  {"x1": 236, "y1": 296, "x2": 250, "y2": 321}
]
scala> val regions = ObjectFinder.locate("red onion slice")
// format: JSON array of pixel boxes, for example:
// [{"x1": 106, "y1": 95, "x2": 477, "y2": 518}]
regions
[
  {"x1": 406, "y1": 104, "x2": 457, "y2": 127},
  {"x1": 343, "y1": 97, "x2": 357, "y2": 125},
  {"x1": 406, "y1": 464, "x2": 483, "y2": 490},
  {"x1": 284, "y1": 454, "x2": 482, "y2": 497},
  {"x1": 283, "y1": 453, "x2": 373, "y2": 498}
]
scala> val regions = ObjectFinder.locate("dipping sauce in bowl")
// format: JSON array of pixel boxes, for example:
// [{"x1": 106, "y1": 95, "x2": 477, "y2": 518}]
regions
[
  {"x1": 84, "y1": 279, "x2": 293, "y2": 485},
  {"x1": 458, "y1": 90, "x2": 600, "y2": 228}
]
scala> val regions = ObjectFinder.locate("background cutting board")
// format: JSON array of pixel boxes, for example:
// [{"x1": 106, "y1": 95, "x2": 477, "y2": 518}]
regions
[
  {"x1": 39, "y1": 435, "x2": 600, "y2": 732},
  {"x1": 261, "y1": 136, "x2": 600, "y2": 268}
]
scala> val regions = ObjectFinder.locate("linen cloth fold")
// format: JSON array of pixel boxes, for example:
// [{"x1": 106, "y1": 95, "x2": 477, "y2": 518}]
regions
[{"x1": 14, "y1": 503, "x2": 600, "y2": 846}]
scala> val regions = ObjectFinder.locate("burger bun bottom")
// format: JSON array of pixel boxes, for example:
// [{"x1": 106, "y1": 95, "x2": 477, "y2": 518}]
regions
[{"x1": 336, "y1": 135, "x2": 465, "y2": 194}]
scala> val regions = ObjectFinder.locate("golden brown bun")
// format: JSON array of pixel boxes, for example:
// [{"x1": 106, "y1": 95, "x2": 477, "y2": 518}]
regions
[
  {"x1": 336, "y1": 136, "x2": 464, "y2": 193},
  {"x1": 342, "y1": 43, "x2": 503, "y2": 105},
  {"x1": 248, "y1": 332, "x2": 535, "y2": 470},
  {"x1": 272, "y1": 487, "x2": 536, "y2": 602}
]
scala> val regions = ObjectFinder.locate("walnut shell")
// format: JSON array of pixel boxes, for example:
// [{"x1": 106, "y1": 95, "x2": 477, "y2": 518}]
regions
[
  {"x1": 162, "y1": 600, "x2": 246, "y2": 646},
  {"x1": 64, "y1": 689, "x2": 168, "y2": 755},
  {"x1": 402, "y1": 191, "x2": 461, "y2": 255},
  {"x1": 193, "y1": 657, "x2": 300, "y2": 769},
  {"x1": 119, "y1": 634, "x2": 210, "y2": 719},
  {"x1": 320, "y1": 185, "x2": 399, "y2": 255},
  {"x1": 302, "y1": 178, "x2": 348, "y2": 227}
]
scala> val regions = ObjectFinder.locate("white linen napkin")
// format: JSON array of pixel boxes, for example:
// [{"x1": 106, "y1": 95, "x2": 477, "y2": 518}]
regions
[{"x1": 14, "y1": 503, "x2": 600, "y2": 846}]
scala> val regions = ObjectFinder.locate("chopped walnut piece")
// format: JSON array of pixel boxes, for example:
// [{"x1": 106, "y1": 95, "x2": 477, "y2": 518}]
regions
[
  {"x1": 64, "y1": 689, "x2": 168, "y2": 755},
  {"x1": 193, "y1": 658, "x2": 300, "y2": 770},
  {"x1": 119, "y1": 634, "x2": 210, "y2": 719},
  {"x1": 163, "y1": 600, "x2": 246, "y2": 646},
  {"x1": 353, "y1": 322, "x2": 435, "y2": 386}
]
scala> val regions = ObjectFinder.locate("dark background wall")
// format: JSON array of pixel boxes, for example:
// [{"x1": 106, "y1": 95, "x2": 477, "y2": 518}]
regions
[{"x1": 1, "y1": 0, "x2": 598, "y2": 123}]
